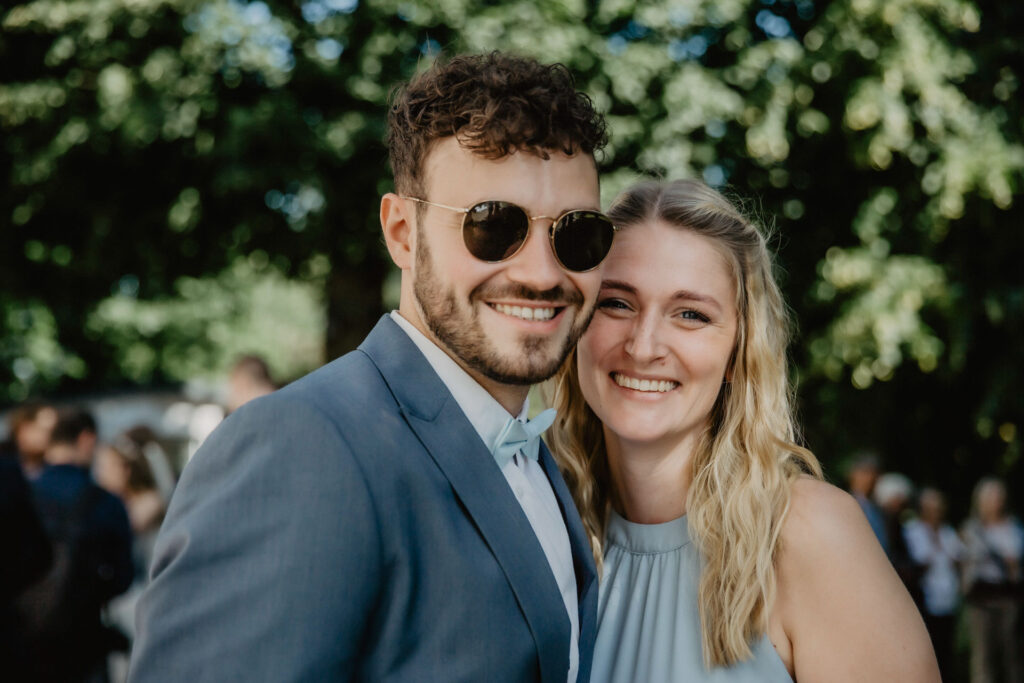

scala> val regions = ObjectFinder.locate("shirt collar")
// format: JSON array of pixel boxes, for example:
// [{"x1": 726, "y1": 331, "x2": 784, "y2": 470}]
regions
[{"x1": 389, "y1": 311, "x2": 528, "y2": 452}]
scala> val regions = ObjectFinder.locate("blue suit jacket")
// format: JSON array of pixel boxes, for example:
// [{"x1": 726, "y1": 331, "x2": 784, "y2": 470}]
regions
[{"x1": 129, "y1": 316, "x2": 598, "y2": 682}]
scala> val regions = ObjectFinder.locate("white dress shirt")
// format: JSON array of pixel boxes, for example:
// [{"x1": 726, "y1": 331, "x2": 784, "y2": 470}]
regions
[{"x1": 390, "y1": 311, "x2": 579, "y2": 683}]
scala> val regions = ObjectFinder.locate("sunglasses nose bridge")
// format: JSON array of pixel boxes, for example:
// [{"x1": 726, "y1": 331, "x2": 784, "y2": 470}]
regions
[
  {"x1": 463, "y1": 202, "x2": 612, "y2": 272},
  {"x1": 504, "y1": 214, "x2": 565, "y2": 281},
  {"x1": 526, "y1": 214, "x2": 565, "y2": 249},
  {"x1": 525, "y1": 213, "x2": 572, "y2": 266}
]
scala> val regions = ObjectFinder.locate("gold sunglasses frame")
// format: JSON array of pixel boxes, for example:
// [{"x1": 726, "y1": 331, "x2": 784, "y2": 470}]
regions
[{"x1": 399, "y1": 196, "x2": 617, "y2": 273}]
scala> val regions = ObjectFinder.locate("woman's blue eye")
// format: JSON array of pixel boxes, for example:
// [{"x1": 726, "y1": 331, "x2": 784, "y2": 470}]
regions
[
  {"x1": 598, "y1": 298, "x2": 630, "y2": 310},
  {"x1": 680, "y1": 310, "x2": 711, "y2": 323}
]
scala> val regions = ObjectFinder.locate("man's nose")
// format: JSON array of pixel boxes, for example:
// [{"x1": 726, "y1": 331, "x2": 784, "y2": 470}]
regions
[{"x1": 502, "y1": 220, "x2": 564, "y2": 292}]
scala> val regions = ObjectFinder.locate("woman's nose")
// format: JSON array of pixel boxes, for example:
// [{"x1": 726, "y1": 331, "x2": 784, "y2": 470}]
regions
[{"x1": 624, "y1": 314, "x2": 665, "y2": 363}]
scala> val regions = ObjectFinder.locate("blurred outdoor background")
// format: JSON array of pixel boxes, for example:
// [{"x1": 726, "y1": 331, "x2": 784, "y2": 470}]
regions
[{"x1": 1, "y1": 0, "x2": 1021, "y2": 680}]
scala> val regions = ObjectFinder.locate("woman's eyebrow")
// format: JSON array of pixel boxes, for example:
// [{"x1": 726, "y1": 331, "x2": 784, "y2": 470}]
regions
[
  {"x1": 599, "y1": 279, "x2": 636, "y2": 294},
  {"x1": 601, "y1": 279, "x2": 722, "y2": 310},
  {"x1": 669, "y1": 289, "x2": 721, "y2": 309}
]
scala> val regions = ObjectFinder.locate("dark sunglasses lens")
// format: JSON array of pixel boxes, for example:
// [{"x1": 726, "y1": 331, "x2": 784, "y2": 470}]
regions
[
  {"x1": 463, "y1": 202, "x2": 529, "y2": 262},
  {"x1": 552, "y1": 212, "x2": 616, "y2": 271}
]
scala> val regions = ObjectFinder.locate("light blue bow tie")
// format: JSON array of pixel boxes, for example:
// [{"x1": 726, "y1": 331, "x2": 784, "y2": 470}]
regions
[{"x1": 490, "y1": 408, "x2": 557, "y2": 468}]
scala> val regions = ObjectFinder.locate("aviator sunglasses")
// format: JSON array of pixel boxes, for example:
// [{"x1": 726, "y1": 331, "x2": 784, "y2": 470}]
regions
[{"x1": 400, "y1": 197, "x2": 617, "y2": 273}]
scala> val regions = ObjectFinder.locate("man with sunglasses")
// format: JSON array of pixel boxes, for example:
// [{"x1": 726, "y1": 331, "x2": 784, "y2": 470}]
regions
[{"x1": 130, "y1": 53, "x2": 613, "y2": 682}]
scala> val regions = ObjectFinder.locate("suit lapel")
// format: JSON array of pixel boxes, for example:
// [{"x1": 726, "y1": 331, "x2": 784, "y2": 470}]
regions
[
  {"x1": 359, "y1": 317, "x2": 570, "y2": 683},
  {"x1": 537, "y1": 442, "x2": 597, "y2": 606},
  {"x1": 538, "y1": 441, "x2": 598, "y2": 682}
]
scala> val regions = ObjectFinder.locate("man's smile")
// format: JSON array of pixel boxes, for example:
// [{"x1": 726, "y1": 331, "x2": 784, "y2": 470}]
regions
[{"x1": 488, "y1": 303, "x2": 560, "y2": 322}]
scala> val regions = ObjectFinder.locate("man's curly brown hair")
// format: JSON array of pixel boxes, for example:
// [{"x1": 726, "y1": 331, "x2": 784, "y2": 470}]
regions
[{"x1": 387, "y1": 52, "x2": 608, "y2": 195}]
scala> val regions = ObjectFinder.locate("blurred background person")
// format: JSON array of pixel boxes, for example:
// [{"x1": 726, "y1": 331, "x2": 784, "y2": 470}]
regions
[
  {"x1": 876, "y1": 471, "x2": 924, "y2": 606},
  {"x1": 179, "y1": 355, "x2": 278, "y2": 461},
  {"x1": 20, "y1": 408, "x2": 133, "y2": 683},
  {"x1": 94, "y1": 433, "x2": 168, "y2": 681},
  {"x1": 961, "y1": 477, "x2": 1023, "y2": 683},
  {"x1": 848, "y1": 452, "x2": 889, "y2": 555},
  {"x1": 112, "y1": 426, "x2": 176, "y2": 515},
  {"x1": 1, "y1": 400, "x2": 58, "y2": 479},
  {"x1": 94, "y1": 438, "x2": 166, "y2": 564},
  {"x1": 905, "y1": 487, "x2": 965, "y2": 682},
  {"x1": 225, "y1": 354, "x2": 276, "y2": 414},
  {"x1": 0, "y1": 447, "x2": 53, "y2": 679}
]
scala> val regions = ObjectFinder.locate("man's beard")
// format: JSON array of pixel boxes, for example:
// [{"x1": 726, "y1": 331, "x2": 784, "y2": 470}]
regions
[{"x1": 413, "y1": 230, "x2": 593, "y2": 385}]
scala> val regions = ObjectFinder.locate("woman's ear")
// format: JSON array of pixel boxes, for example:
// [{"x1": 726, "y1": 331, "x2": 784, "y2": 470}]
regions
[{"x1": 380, "y1": 193, "x2": 414, "y2": 270}]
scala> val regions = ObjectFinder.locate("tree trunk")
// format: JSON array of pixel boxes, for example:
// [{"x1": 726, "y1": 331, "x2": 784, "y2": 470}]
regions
[{"x1": 325, "y1": 256, "x2": 389, "y2": 362}]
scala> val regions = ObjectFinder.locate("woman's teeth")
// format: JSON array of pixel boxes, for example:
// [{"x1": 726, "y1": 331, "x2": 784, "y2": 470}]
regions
[
  {"x1": 492, "y1": 304, "x2": 556, "y2": 321},
  {"x1": 613, "y1": 373, "x2": 678, "y2": 393}
]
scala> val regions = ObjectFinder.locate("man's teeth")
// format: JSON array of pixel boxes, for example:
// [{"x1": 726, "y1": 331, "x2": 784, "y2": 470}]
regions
[
  {"x1": 492, "y1": 304, "x2": 556, "y2": 321},
  {"x1": 613, "y1": 373, "x2": 678, "y2": 393}
]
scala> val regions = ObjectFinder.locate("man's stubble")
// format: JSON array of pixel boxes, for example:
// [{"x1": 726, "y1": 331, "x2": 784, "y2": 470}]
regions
[{"x1": 412, "y1": 226, "x2": 594, "y2": 386}]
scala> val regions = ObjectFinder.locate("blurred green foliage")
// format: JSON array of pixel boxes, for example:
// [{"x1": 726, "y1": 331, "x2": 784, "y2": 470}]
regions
[
  {"x1": 86, "y1": 254, "x2": 326, "y2": 383},
  {"x1": 1, "y1": 0, "x2": 1021, "y2": 512}
]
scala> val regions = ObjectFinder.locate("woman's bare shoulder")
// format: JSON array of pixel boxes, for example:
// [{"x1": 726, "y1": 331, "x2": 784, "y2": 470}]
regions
[
  {"x1": 775, "y1": 476, "x2": 940, "y2": 682},
  {"x1": 781, "y1": 477, "x2": 871, "y2": 557}
]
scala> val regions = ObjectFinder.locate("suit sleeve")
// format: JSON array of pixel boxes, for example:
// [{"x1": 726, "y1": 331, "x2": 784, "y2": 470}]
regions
[{"x1": 128, "y1": 396, "x2": 383, "y2": 682}]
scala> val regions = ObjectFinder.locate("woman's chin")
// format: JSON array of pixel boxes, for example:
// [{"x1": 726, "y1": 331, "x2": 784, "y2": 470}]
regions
[{"x1": 604, "y1": 421, "x2": 674, "y2": 449}]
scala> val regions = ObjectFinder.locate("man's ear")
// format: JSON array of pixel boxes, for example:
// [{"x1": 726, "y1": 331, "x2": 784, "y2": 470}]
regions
[{"x1": 380, "y1": 193, "x2": 414, "y2": 270}]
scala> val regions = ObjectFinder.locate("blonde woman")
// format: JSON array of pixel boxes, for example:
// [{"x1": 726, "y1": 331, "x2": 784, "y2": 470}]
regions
[{"x1": 546, "y1": 179, "x2": 938, "y2": 682}]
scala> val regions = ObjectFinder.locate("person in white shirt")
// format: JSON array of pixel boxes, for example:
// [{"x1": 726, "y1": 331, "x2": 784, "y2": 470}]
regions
[
  {"x1": 904, "y1": 487, "x2": 964, "y2": 681},
  {"x1": 961, "y1": 477, "x2": 1024, "y2": 683}
]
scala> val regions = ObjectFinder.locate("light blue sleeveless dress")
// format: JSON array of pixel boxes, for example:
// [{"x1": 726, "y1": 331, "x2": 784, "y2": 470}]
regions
[{"x1": 591, "y1": 510, "x2": 794, "y2": 683}]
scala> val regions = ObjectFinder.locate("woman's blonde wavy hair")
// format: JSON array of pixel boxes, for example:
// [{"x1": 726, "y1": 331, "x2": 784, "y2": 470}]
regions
[{"x1": 545, "y1": 178, "x2": 823, "y2": 668}]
